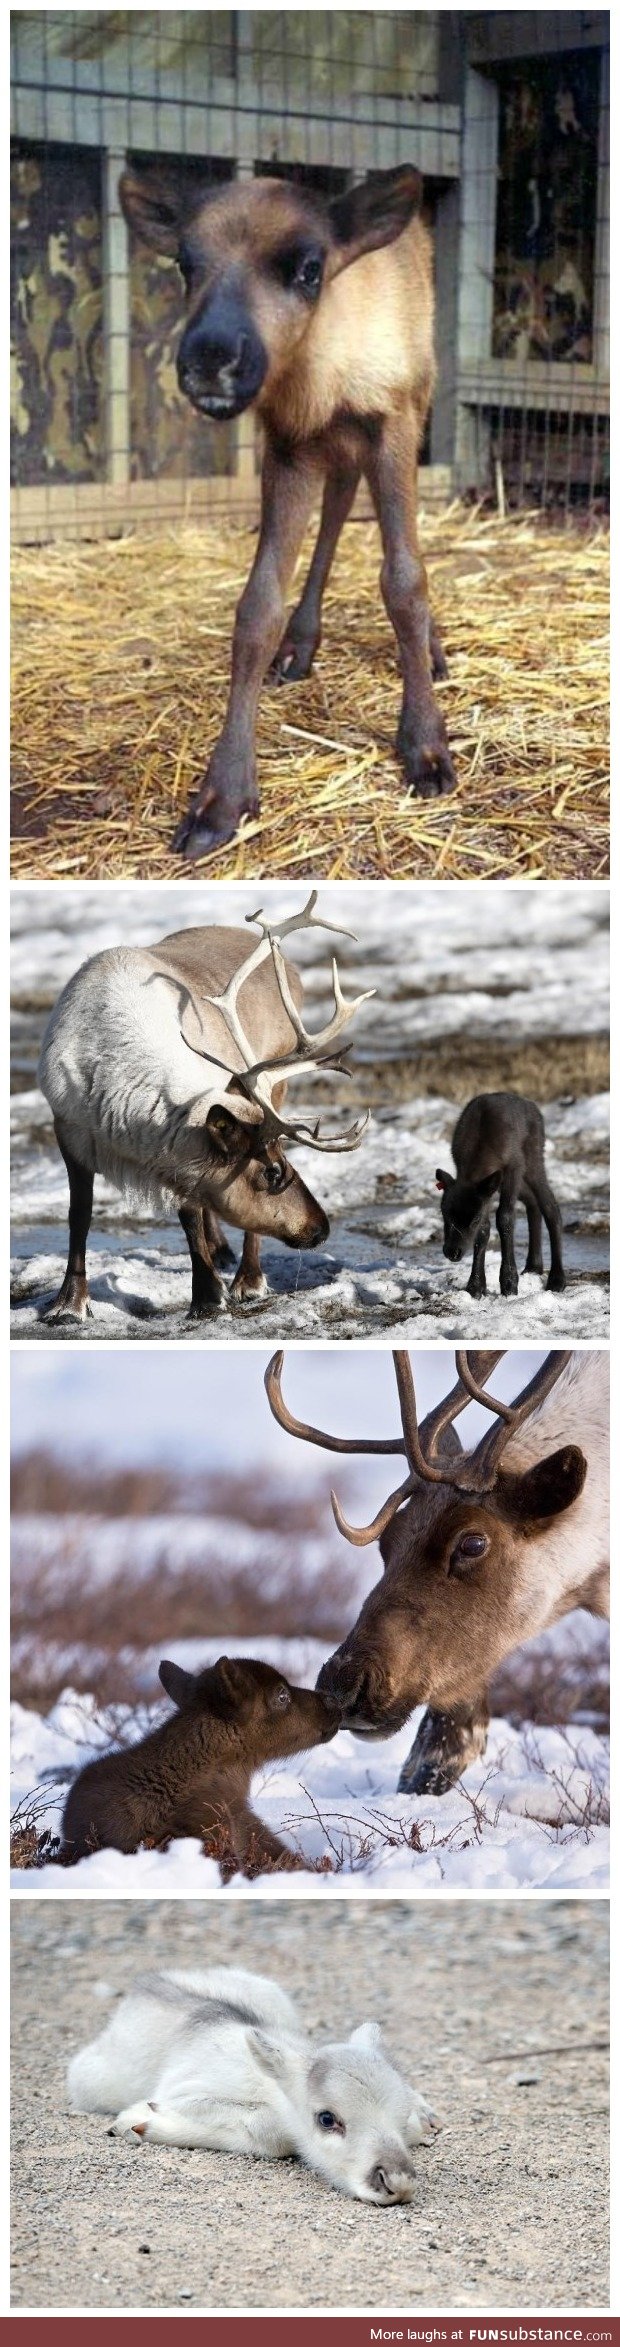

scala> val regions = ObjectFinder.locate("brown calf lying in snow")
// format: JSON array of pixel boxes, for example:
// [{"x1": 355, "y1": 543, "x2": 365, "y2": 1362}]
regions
[{"x1": 55, "y1": 1658, "x2": 340, "y2": 1879}]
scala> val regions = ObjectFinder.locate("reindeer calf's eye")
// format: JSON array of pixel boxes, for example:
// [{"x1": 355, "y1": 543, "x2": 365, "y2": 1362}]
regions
[
  {"x1": 315, "y1": 2109, "x2": 343, "y2": 2132},
  {"x1": 273, "y1": 1685, "x2": 291, "y2": 1709},
  {"x1": 296, "y1": 253, "x2": 323, "y2": 294}
]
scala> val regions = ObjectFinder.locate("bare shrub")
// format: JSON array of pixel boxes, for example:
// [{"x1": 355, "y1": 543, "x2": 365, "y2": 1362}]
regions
[{"x1": 11, "y1": 1463, "x2": 360, "y2": 1712}]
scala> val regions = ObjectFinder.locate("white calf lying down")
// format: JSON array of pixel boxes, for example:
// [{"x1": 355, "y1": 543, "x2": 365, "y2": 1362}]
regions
[{"x1": 68, "y1": 1964, "x2": 439, "y2": 2205}]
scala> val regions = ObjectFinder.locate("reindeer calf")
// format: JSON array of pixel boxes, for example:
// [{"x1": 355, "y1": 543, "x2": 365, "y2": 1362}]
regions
[
  {"x1": 58, "y1": 1658, "x2": 339, "y2": 1879},
  {"x1": 69, "y1": 1965, "x2": 439, "y2": 2203},
  {"x1": 120, "y1": 164, "x2": 454, "y2": 859},
  {"x1": 435, "y1": 1092, "x2": 566, "y2": 1298}
]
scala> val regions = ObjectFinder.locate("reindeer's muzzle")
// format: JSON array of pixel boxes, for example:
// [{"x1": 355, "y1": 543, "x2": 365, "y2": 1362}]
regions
[
  {"x1": 316, "y1": 1651, "x2": 411, "y2": 1740},
  {"x1": 178, "y1": 301, "x2": 267, "y2": 419}
]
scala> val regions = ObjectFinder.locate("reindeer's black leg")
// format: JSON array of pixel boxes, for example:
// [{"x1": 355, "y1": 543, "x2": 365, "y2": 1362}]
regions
[
  {"x1": 522, "y1": 1181, "x2": 544, "y2": 1276},
  {"x1": 496, "y1": 1169, "x2": 520, "y2": 1297},
  {"x1": 178, "y1": 1207, "x2": 227, "y2": 1318},
  {"x1": 466, "y1": 1215, "x2": 491, "y2": 1298},
  {"x1": 398, "y1": 1696, "x2": 489, "y2": 1798},
  {"x1": 531, "y1": 1173, "x2": 566, "y2": 1291},
  {"x1": 269, "y1": 458, "x2": 361, "y2": 684},
  {"x1": 201, "y1": 1205, "x2": 235, "y2": 1271},
  {"x1": 42, "y1": 1125, "x2": 93, "y2": 1322},
  {"x1": 230, "y1": 1230, "x2": 267, "y2": 1309}
]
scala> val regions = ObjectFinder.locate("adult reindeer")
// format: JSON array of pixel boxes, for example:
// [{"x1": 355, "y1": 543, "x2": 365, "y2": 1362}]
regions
[
  {"x1": 37, "y1": 893, "x2": 373, "y2": 1323},
  {"x1": 265, "y1": 1349, "x2": 609, "y2": 1795},
  {"x1": 120, "y1": 163, "x2": 454, "y2": 859}
]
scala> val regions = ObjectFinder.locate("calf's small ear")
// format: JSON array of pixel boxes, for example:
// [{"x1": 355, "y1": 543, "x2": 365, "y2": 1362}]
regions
[
  {"x1": 328, "y1": 166, "x2": 422, "y2": 271},
  {"x1": 159, "y1": 1659, "x2": 195, "y2": 1708},
  {"x1": 119, "y1": 168, "x2": 183, "y2": 256},
  {"x1": 215, "y1": 1655, "x2": 250, "y2": 1703},
  {"x1": 499, "y1": 1445, "x2": 587, "y2": 1525},
  {"x1": 247, "y1": 2027, "x2": 291, "y2": 2079},
  {"x1": 435, "y1": 1168, "x2": 451, "y2": 1191},
  {"x1": 349, "y1": 2021, "x2": 383, "y2": 2053}
]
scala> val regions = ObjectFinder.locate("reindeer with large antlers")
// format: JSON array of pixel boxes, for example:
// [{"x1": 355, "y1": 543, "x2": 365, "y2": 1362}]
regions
[
  {"x1": 37, "y1": 893, "x2": 373, "y2": 1323},
  {"x1": 266, "y1": 1349, "x2": 609, "y2": 1795}
]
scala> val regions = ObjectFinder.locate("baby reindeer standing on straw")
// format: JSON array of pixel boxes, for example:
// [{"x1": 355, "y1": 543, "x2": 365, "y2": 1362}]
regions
[{"x1": 120, "y1": 162, "x2": 453, "y2": 858}]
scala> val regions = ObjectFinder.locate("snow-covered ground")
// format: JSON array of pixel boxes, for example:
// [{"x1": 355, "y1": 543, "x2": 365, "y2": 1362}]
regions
[
  {"x1": 11, "y1": 1616, "x2": 609, "y2": 1893},
  {"x1": 11, "y1": 884, "x2": 609, "y2": 1339}
]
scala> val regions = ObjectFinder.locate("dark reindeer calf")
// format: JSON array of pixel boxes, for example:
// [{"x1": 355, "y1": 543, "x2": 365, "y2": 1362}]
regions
[
  {"x1": 56, "y1": 1658, "x2": 339, "y2": 1880},
  {"x1": 435, "y1": 1092, "x2": 566, "y2": 1299},
  {"x1": 120, "y1": 164, "x2": 454, "y2": 859}
]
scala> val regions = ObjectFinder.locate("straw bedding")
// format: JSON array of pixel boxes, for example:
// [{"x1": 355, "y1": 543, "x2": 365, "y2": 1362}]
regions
[{"x1": 11, "y1": 504, "x2": 609, "y2": 882}]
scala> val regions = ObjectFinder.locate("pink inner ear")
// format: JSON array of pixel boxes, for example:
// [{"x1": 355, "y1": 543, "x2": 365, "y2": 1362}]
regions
[{"x1": 435, "y1": 1179, "x2": 443, "y2": 1190}]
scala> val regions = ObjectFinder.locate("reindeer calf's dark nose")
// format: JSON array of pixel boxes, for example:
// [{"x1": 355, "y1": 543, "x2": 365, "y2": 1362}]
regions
[{"x1": 178, "y1": 325, "x2": 248, "y2": 390}]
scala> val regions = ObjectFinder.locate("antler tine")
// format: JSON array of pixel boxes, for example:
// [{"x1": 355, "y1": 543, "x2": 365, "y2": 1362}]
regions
[
  {"x1": 391, "y1": 1353, "x2": 461, "y2": 1486},
  {"x1": 420, "y1": 1352, "x2": 506, "y2": 1461},
  {"x1": 245, "y1": 889, "x2": 359, "y2": 945},
  {"x1": 264, "y1": 1351, "x2": 407, "y2": 1454},
  {"x1": 268, "y1": 936, "x2": 375, "y2": 1060},
  {"x1": 456, "y1": 1350, "x2": 573, "y2": 1494},
  {"x1": 331, "y1": 1473, "x2": 417, "y2": 1548}
]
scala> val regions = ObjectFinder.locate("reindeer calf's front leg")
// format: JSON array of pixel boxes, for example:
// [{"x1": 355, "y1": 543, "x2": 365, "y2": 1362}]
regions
[
  {"x1": 398, "y1": 1698, "x2": 489, "y2": 1797},
  {"x1": 173, "y1": 448, "x2": 319, "y2": 860}
]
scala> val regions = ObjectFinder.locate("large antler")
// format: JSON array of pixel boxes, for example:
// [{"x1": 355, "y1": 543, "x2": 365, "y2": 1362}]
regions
[
  {"x1": 264, "y1": 1348, "x2": 572, "y2": 1546},
  {"x1": 180, "y1": 890, "x2": 374, "y2": 1154}
]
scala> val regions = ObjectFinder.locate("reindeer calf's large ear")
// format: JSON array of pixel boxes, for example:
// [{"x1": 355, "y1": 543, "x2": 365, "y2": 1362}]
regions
[
  {"x1": 159, "y1": 1659, "x2": 196, "y2": 1708},
  {"x1": 119, "y1": 168, "x2": 182, "y2": 255},
  {"x1": 501, "y1": 1445, "x2": 587, "y2": 1524},
  {"x1": 435, "y1": 1168, "x2": 451, "y2": 1191},
  {"x1": 328, "y1": 166, "x2": 422, "y2": 269}
]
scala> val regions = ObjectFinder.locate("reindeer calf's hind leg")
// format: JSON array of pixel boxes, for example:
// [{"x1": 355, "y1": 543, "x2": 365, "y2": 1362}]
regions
[
  {"x1": 522, "y1": 1184, "x2": 544, "y2": 1277},
  {"x1": 534, "y1": 1173, "x2": 566, "y2": 1292},
  {"x1": 269, "y1": 460, "x2": 361, "y2": 684},
  {"x1": 230, "y1": 1231, "x2": 268, "y2": 1309},
  {"x1": 398, "y1": 1698, "x2": 489, "y2": 1798},
  {"x1": 42, "y1": 1128, "x2": 93, "y2": 1322}
]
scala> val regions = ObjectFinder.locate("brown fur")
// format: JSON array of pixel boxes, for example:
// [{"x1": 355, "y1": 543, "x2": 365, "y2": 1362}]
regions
[
  {"x1": 120, "y1": 165, "x2": 454, "y2": 857},
  {"x1": 57, "y1": 1657, "x2": 339, "y2": 1879}
]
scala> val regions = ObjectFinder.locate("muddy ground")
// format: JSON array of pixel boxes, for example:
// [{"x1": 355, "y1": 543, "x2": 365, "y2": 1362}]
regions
[{"x1": 11, "y1": 1899, "x2": 608, "y2": 2311}]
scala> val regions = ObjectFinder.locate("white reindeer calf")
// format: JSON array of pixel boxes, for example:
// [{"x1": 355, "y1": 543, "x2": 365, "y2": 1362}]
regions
[{"x1": 68, "y1": 1965, "x2": 439, "y2": 2205}]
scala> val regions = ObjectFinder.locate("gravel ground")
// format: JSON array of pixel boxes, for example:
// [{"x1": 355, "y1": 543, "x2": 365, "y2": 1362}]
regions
[{"x1": 11, "y1": 1898, "x2": 609, "y2": 2312}]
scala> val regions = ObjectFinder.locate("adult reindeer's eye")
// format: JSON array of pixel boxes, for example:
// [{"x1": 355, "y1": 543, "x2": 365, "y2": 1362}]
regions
[
  {"x1": 449, "y1": 1532, "x2": 489, "y2": 1573},
  {"x1": 263, "y1": 1161, "x2": 287, "y2": 1193}
]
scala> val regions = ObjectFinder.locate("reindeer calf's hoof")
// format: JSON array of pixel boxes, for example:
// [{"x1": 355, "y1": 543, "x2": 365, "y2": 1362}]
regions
[
  {"x1": 546, "y1": 1270, "x2": 567, "y2": 1292},
  {"x1": 268, "y1": 636, "x2": 316, "y2": 684},
  {"x1": 407, "y1": 2092, "x2": 441, "y2": 2143},
  {"x1": 109, "y1": 2101, "x2": 158, "y2": 2140},
  {"x1": 397, "y1": 723, "x2": 456, "y2": 800}
]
